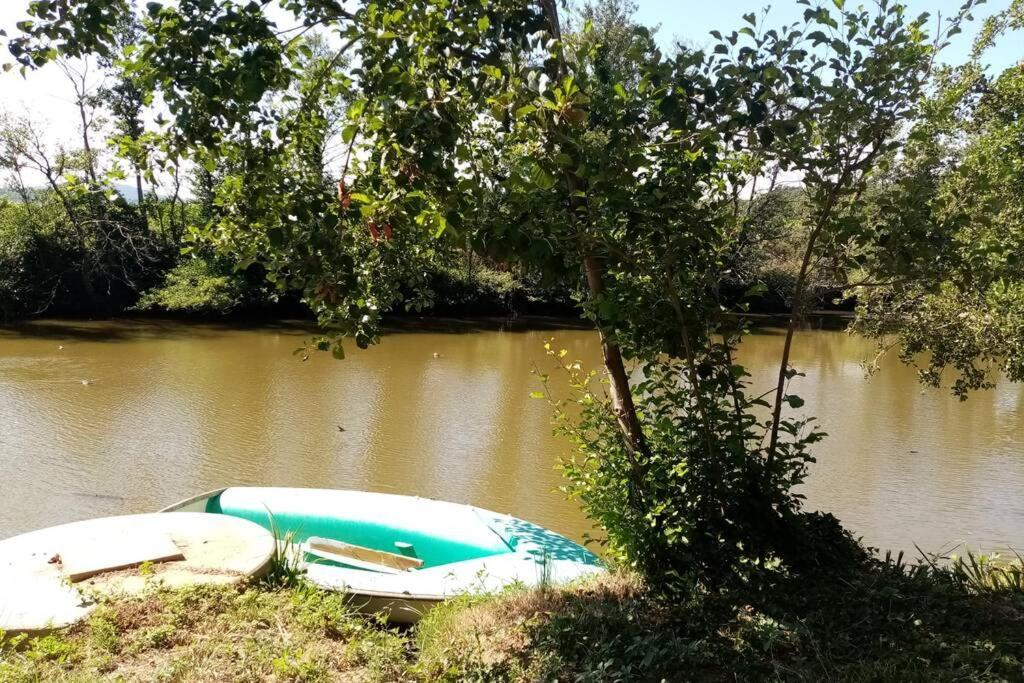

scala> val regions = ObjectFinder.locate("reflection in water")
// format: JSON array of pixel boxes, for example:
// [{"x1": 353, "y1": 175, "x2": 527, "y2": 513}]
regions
[
  {"x1": 1, "y1": 319, "x2": 1022, "y2": 556},
  {"x1": 737, "y1": 329, "x2": 1024, "y2": 555}
]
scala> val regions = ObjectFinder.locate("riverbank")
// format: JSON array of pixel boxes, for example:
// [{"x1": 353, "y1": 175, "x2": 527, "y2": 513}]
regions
[{"x1": 3, "y1": 556, "x2": 1022, "y2": 682}]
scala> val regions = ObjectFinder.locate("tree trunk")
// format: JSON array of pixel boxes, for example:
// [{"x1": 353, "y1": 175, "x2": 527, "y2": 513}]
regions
[
  {"x1": 135, "y1": 170, "x2": 145, "y2": 214},
  {"x1": 77, "y1": 99, "x2": 98, "y2": 186},
  {"x1": 766, "y1": 191, "x2": 841, "y2": 463},
  {"x1": 538, "y1": 0, "x2": 649, "y2": 461},
  {"x1": 583, "y1": 256, "x2": 650, "y2": 459}
]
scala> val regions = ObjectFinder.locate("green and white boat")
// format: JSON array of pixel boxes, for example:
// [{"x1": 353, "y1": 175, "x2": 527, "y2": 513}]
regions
[{"x1": 162, "y1": 487, "x2": 604, "y2": 622}]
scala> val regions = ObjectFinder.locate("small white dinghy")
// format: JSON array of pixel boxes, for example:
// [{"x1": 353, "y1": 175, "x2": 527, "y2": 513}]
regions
[
  {"x1": 163, "y1": 487, "x2": 605, "y2": 623},
  {"x1": 0, "y1": 512, "x2": 275, "y2": 634}
]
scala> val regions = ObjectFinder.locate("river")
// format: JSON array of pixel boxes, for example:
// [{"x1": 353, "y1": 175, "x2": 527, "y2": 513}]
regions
[{"x1": 1, "y1": 318, "x2": 1022, "y2": 557}]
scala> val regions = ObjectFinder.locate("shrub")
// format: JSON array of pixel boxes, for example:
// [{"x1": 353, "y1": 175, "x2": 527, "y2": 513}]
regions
[
  {"x1": 544, "y1": 341, "x2": 855, "y2": 594},
  {"x1": 136, "y1": 257, "x2": 256, "y2": 314}
]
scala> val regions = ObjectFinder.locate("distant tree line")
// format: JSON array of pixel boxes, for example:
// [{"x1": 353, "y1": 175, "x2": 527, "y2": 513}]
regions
[
  {"x1": 0, "y1": 130, "x2": 856, "y2": 323},
  {"x1": 1, "y1": 11, "x2": 865, "y2": 325}
]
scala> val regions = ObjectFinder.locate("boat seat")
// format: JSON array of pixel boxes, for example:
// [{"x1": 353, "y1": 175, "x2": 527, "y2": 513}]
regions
[{"x1": 305, "y1": 536, "x2": 423, "y2": 574}]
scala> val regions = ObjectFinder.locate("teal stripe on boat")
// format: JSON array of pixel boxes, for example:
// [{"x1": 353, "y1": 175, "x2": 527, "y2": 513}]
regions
[{"x1": 206, "y1": 488, "x2": 511, "y2": 569}]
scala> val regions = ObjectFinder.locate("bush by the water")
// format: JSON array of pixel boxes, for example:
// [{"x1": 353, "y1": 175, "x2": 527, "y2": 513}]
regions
[
  {"x1": 0, "y1": 191, "x2": 168, "y2": 320},
  {"x1": 422, "y1": 261, "x2": 576, "y2": 317},
  {"x1": 0, "y1": 191, "x2": 574, "y2": 322},
  {"x1": 135, "y1": 257, "x2": 278, "y2": 315}
]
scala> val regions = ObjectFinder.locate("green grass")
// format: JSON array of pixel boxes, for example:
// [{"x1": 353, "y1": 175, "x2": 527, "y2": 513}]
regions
[
  {"x1": 1, "y1": 551, "x2": 1022, "y2": 682},
  {"x1": 413, "y1": 554, "x2": 1024, "y2": 681},
  {"x1": 0, "y1": 584, "x2": 409, "y2": 683}
]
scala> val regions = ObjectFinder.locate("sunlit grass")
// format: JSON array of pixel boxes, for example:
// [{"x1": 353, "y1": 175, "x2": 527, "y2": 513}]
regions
[{"x1": 1, "y1": 557, "x2": 1021, "y2": 681}]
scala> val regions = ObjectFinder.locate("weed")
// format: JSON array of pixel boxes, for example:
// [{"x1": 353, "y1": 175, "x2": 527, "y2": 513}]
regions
[
  {"x1": 87, "y1": 610, "x2": 121, "y2": 654},
  {"x1": 2, "y1": 561, "x2": 1021, "y2": 682},
  {"x1": 291, "y1": 586, "x2": 359, "y2": 638},
  {"x1": 947, "y1": 550, "x2": 1024, "y2": 594},
  {"x1": 130, "y1": 623, "x2": 177, "y2": 652},
  {"x1": 23, "y1": 634, "x2": 79, "y2": 664},
  {"x1": 261, "y1": 509, "x2": 307, "y2": 589},
  {"x1": 270, "y1": 647, "x2": 329, "y2": 682}
]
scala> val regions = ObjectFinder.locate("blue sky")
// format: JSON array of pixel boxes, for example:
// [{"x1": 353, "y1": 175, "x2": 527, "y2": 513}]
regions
[{"x1": 633, "y1": 0, "x2": 1021, "y2": 72}]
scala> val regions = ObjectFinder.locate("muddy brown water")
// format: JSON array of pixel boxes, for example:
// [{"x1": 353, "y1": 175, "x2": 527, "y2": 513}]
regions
[{"x1": 2, "y1": 318, "x2": 1022, "y2": 556}]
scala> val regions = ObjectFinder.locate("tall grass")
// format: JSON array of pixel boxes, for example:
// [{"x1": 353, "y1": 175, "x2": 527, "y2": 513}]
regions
[
  {"x1": 940, "y1": 550, "x2": 1024, "y2": 594},
  {"x1": 884, "y1": 546, "x2": 1024, "y2": 595},
  {"x1": 260, "y1": 510, "x2": 307, "y2": 588}
]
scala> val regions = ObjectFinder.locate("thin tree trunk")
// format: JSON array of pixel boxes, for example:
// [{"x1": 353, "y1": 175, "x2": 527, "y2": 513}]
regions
[
  {"x1": 168, "y1": 167, "x2": 184, "y2": 245},
  {"x1": 538, "y1": 0, "x2": 649, "y2": 462},
  {"x1": 61, "y1": 61, "x2": 99, "y2": 185},
  {"x1": 135, "y1": 170, "x2": 145, "y2": 214},
  {"x1": 77, "y1": 100, "x2": 98, "y2": 186},
  {"x1": 584, "y1": 255, "x2": 650, "y2": 460},
  {"x1": 766, "y1": 191, "x2": 840, "y2": 463},
  {"x1": 766, "y1": 146, "x2": 878, "y2": 466}
]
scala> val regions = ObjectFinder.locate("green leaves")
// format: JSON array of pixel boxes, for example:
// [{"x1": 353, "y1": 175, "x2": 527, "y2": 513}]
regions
[
  {"x1": 852, "y1": 51, "x2": 1024, "y2": 398},
  {"x1": 432, "y1": 215, "x2": 448, "y2": 238},
  {"x1": 347, "y1": 99, "x2": 367, "y2": 119},
  {"x1": 523, "y1": 159, "x2": 556, "y2": 191},
  {"x1": 514, "y1": 104, "x2": 537, "y2": 119}
]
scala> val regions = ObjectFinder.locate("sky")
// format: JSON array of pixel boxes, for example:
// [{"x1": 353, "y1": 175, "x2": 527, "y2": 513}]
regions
[
  {"x1": 0, "y1": 0, "x2": 1020, "y2": 156},
  {"x1": 634, "y1": 0, "x2": 1021, "y2": 68}
]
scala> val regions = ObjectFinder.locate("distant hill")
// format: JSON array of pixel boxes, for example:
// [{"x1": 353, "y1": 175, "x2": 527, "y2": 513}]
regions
[{"x1": 113, "y1": 183, "x2": 142, "y2": 203}]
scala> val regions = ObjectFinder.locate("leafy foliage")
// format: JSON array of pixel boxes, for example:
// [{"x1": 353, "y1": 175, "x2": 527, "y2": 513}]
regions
[
  {"x1": 410, "y1": 560, "x2": 1024, "y2": 681},
  {"x1": 0, "y1": 122, "x2": 168, "y2": 320},
  {"x1": 853, "y1": 5, "x2": 1024, "y2": 397},
  {"x1": 548, "y1": 345, "x2": 832, "y2": 589},
  {"x1": 135, "y1": 256, "x2": 255, "y2": 314},
  {"x1": 6, "y1": 0, "x2": 1019, "y2": 598}
]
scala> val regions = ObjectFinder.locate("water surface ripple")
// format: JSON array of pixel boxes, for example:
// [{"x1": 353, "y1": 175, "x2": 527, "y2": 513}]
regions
[{"x1": 1, "y1": 319, "x2": 1022, "y2": 556}]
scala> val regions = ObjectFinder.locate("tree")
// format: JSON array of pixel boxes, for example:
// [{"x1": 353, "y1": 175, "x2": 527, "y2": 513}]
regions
[
  {"x1": 57, "y1": 58, "x2": 103, "y2": 186},
  {"x1": 760, "y1": 0, "x2": 964, "y2": 464},
  {"x1": 97, "y1": 9, "x2": 148, "y2": 209},
  {"x1": 854, "y1": 0, "x2": 1024, "y2": 397},
  {"x1": 4, "y1": 0, "x2": 985, "y2": 589},
  {"x1": 0, "y1": 112, "x2": 159, "y2": 313}
]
